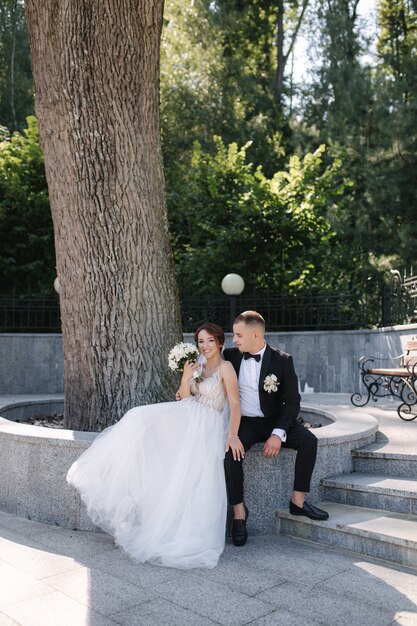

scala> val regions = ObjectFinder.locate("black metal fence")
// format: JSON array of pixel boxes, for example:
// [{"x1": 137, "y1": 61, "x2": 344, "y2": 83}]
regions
[
  {"x1": 0, "y1": 294, "x2": 61, "y2": 332},
  {"x1": 180, "y1": 274, "x2": 415, "y2": 332},
  {"x1": 1, "y1": 270, "x2": 416, "y2": 333},
  {"x1": 181, "y1": 289, "x2": 380, "y2": 332}
]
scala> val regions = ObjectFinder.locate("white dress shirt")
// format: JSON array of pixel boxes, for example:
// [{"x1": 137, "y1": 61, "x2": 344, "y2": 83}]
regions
[{"x1": 238, "y1": 343, "x2": 287, "y2": 442}]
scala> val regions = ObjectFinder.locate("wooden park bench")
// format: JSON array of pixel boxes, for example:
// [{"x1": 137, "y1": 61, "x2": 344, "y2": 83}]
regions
[{"x1": 351, "y1": 339, "x2": 417, "y2": 421}]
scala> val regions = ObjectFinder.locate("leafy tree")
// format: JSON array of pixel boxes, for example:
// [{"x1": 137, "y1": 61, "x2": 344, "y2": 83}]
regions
[
  {"x1": 0, "y1": 0, "x2": 411, "y2": 311},
  {"x1": 275, "y1": 0, "x2": 310, "y2": 108},
  {"x1": 299, "y1": 1, "x2": 385, "y2": 269},
  {"x1": 299, "y1": 0, "x2": 417, "y2": 271},
  {"x1": 368, "y1": 0, "x2": 417, "y2": 266},
  {"x1": 161, "y1": 0, "x2": 311, "y2": 179},
  {"x1": 0, "y1": 0, "x2": 34, "y2": 130},
  {"x1": 170, "y1": 137, "x2": 350, "y2": 296},
  {"x1": 0, "y1": 115, "x2": 54, "y2": 294}
]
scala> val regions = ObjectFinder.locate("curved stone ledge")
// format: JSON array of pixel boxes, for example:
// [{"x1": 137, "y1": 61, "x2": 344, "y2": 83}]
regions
[{"x1": 0, "y1": 397, "x2": 378, "y2": 534}]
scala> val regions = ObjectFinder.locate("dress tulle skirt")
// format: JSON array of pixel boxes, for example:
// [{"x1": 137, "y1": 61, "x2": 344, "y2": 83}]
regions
[{"x1": 67, "y1": 397, "x2": 228, "y2": 569}]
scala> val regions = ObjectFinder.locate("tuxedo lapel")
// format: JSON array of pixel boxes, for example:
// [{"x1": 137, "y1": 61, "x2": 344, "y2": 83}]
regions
[
  {"x1": 258, "y1": 344, "x2": 272, "y2": 396},
  {"x1": 225, "y1": 348, "x2": 244, "y2": 376},
  {"x1": 234, "y1": 351, "x2": 244, "y2": 376}
]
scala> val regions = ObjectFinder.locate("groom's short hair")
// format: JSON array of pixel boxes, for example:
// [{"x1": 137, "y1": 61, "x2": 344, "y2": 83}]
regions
[{"x1": 234, "y1": 310, "x2": 265, "y2": 331}]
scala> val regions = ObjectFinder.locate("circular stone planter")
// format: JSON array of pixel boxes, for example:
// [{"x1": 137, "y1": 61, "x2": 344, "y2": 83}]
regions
[{"x1": 0, "y1": 398, "x2": 378, "y2": 534}]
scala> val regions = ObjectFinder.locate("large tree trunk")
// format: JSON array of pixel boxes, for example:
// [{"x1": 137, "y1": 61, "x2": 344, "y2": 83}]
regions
[{"x1": 24, "y1": 0, "x2": 182, "y2": 431}]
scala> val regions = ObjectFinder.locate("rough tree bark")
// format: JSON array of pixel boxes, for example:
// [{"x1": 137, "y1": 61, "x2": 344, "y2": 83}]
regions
[{"x1": 24, "y1": 0, "x2": 183, "y2": 431}]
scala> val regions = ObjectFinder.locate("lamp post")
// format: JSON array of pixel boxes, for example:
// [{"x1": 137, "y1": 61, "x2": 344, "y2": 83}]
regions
[{"x1": 221, "y1": 273, "x2": 245, "y2": 329}]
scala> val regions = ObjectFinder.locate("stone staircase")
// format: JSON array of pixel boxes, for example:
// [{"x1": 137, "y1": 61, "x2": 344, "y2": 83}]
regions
[{"x1": 276, "y1": 441, "x2": 417, "y2": 569}]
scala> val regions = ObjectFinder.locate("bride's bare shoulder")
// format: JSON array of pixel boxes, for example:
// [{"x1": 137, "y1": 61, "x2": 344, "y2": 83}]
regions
[{"x1": 219, "y1": 360, "x2": 237, "y2": 379}]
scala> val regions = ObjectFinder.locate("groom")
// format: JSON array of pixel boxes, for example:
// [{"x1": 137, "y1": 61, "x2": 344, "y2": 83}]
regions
[{"x1": 223, "y1": 310, "x2": 329, "y2": 547}]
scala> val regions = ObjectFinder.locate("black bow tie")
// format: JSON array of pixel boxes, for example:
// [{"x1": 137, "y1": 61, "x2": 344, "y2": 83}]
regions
[{"x1": 243, "y1": 352, "x2": 261, "y2": 362}]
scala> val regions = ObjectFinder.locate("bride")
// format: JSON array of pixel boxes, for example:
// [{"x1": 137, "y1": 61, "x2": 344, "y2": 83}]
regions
[{"x1": 66, "y1": 323, "x2": 243, "y2": 569}]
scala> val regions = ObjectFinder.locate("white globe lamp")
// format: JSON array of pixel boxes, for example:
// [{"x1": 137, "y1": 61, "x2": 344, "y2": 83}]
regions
[
  {"x1": 221, "y1": 274, "x2": 244, "y2": 328},
  {"x1": 221, "y1": 273, "x2": 245, "y2": 296}
]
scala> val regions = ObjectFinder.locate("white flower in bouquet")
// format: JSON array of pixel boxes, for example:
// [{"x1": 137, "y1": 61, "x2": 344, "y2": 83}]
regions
[
  {"x1": 263, "y1": 374, "x2": 279, "y2": 393},
  {"x1": 168, "y1": 342, "x2": 200, "y2": 372}
]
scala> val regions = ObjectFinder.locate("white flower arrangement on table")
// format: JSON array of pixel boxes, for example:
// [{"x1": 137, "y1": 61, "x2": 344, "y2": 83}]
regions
[
  {"x1": 263, "y1": 374, "x2": 280, "y2": 393},
  {"x1": 168, "y1": 342, "x2": 203, "y2": 382}
]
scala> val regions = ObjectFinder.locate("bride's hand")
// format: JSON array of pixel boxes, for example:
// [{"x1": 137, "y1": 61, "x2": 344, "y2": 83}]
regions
[
  {"x1": 182, "y1": 360, "x2": 199, "y2": 382},
  {"x1": 225, "y1": 435, "x2": 245, "y2": 461}
]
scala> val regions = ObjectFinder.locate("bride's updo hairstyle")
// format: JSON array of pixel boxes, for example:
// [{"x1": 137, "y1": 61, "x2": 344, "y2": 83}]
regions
[{"x1": 194, "y1": 323, "x2": 225, "y2": 350}]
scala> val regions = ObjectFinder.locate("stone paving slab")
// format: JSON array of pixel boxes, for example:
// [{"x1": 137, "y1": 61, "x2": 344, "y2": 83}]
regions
[
  {"x1": 27, "y1": 525, "x2": 114, "y2": 560},
  {"x1": 278, "y1": 503, "x2": 417, "y2": 570},
  {"x1": 226, "y1": 535, "x2": 348, "y2": 585},
  {"x1": 317, "y1": 562, "x2": 417, "y2": 610},
  {"x1": 284, "y1": 502, "x2": 417, "y2": 545},
  {"x1": 353, "y1": 444, "x2": 417, "y2": 461},
  {"x1": 43, "y1": 566, "x2": 156, "y2": 617},
  {"x1": 191, "y1": 557, "x2": 287, "y2": 596},
  {"x1": 0, "y1": 510, "x2": 49, "y2": 537},
  {"x1": 0, "y1": 512, "x2": 417, "y2": 625},
  {"x1": 1, "y1": 591, "x2": 117, "y2": 626},
  {"x1": 248, "y1": 610, "x2": 328, "y2": 626},
  {"x1": 323, "y1": 473, "x2": 417, "y2": 496},
  {"x1": 0, "y1": 529, "x2": 79, "y2": 580},
  {"x1": 110, "y1": 597, "x2": 217, "y2": 626},
  {"x1": 0, "y1": 560, "x2": 53, "y2": 607},
  {"x1": 0, "y1": 610, "x2": 20, "y2": 625},
  {"x1": 151, "y1": 572, "x2": 273, "y2": 626},
  {"x1": 322, "y1": 473, "x2": 417, "y2": 515},
  {"x1": 84, "y1": 549, "x2": 176, "y2": 590},
  {"x1": 256, "y1": 579, "x2": 401, "y2": 626}
]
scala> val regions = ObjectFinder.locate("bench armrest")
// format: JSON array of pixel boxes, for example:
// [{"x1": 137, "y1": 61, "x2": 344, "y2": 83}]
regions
[{"x1": 358, "y1": 354, "x2": 404, "y2": 373}]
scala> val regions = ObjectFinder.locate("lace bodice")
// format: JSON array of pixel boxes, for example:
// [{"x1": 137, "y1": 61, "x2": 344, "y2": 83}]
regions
[{"x1": 190, "y1": 370, "x2": 226, "y2": 412}]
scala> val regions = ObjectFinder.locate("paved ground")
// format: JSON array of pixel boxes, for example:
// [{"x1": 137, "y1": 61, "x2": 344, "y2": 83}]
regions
[
  {"x1": 1, "y1": 509, "x2": 417, "y2": 626},
  {"x1": 0, "y1": 394, "x2": 416, "y2": 626}
]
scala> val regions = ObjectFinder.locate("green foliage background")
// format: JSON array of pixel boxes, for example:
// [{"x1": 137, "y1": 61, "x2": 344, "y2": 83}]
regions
[
  {"x1": 0, "y1": 116, "x2": 54, "y2": 293},
  {"x1": 0, "y1": 0, "x2": 416, "y2": 298}
]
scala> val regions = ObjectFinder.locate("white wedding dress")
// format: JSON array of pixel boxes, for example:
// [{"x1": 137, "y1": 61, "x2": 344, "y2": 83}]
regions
[{"x1": 66, "y1": 371, "x2": 229, "y2": 569}]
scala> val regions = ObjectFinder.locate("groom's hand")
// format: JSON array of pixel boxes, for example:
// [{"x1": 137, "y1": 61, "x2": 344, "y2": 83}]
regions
[{"x1": 262, "y1": 435, "x2": 282, "y2": 458}]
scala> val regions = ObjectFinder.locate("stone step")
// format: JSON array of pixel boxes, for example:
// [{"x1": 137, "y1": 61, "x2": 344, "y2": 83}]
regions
[
  {"x1": 352, "y1": 443, "x2": 417, "y2": 478},
  {"x1": 276, "y1": 502, "x2": 417, "y2": 569},
  {"x1": 322, "y1": 473, "x2": 417, "y2": 515}
]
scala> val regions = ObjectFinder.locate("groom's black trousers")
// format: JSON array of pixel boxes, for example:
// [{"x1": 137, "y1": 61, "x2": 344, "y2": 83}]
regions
[{"x1": 224, "y1": 416, "x2": 318, "y2": 505}]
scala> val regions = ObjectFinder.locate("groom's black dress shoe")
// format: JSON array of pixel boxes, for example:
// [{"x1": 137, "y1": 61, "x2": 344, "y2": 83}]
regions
[
  {"x1": 289, "y1": 500, "x2": 329, "y2": 521},
  {"x1": 232, "y1": 505, "x2": 248, "y2": 547}
]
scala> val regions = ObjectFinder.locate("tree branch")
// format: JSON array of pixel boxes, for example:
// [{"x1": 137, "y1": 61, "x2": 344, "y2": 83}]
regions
[{"x1": 284, "y1": 0, "x2": 310, "y2": 64}]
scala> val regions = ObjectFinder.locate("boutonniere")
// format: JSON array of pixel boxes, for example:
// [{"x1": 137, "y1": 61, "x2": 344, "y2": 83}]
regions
[{"x1": 263, "y1": 374, "x2": 280, "y2": 393}]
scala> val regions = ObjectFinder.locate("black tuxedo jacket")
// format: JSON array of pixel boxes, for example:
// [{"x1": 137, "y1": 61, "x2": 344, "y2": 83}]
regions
[{"x1": 223, "y1": 344, "x2": 301, "y2": 432}]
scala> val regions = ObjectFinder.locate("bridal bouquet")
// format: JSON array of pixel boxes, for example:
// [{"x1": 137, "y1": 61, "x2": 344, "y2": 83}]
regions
[{"x1": 168, "y1": 342, "x2": 200, "y2": 373}]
